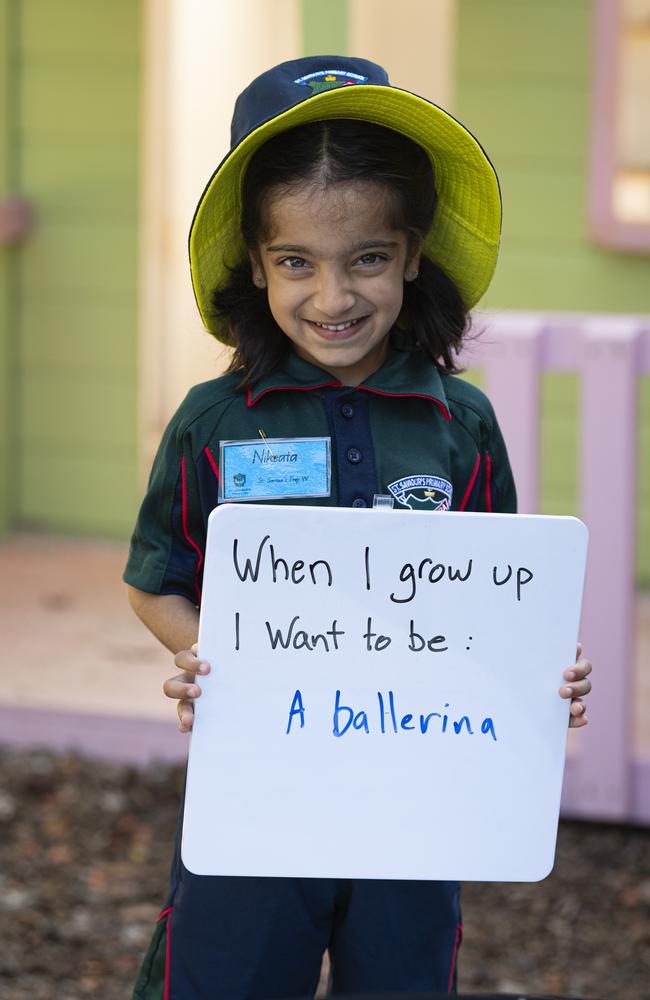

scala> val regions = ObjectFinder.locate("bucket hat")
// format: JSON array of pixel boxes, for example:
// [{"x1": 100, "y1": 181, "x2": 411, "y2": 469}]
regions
[{"x1": 189, "y1": 55, "x2": 501, "y2": 342}]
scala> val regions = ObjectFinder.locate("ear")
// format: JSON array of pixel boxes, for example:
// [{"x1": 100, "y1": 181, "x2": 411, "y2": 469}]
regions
[
  {"x1": 404, "y1": 240, "x2": 422, "y2": 283},
  {"x1": 248, "y1": 250, "x2": 267, "y2": 289}
]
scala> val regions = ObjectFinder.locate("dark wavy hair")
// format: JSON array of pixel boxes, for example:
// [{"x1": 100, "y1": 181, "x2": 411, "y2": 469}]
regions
[{"x1": 211, "y1": 119, "x2": 470, "y2": 385}]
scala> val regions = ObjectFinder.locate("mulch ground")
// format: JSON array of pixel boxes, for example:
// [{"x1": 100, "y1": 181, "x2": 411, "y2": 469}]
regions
[{"x1": 1, "y1": 749, "x2": 648, "y2": 1000}]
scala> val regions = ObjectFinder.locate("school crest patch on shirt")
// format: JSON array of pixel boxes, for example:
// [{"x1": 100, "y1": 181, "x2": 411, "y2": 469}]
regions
[
  {"x1": 293, "y1": 69, "x2": 369, "y2": 94},
  {"x1": 387, "y1": 475, "x2": 452, "y2": 511}
]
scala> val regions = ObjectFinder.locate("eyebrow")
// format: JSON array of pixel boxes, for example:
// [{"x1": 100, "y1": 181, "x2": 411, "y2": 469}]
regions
[{"x1": 265, "y1": 239, "x2": 401, "y2": 253}]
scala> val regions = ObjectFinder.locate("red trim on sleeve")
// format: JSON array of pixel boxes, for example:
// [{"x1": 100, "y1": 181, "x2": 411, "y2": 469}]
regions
[
  {"x1": 203, "y1": 445, "x2": 222, "y2": 485},
  {"x1": 164, "y1": 906, "x2": 172, "y2": 1000},
  {"x1": 485, "y1": 451, "x2": 493, "y2": 512},
  {"x1": 157, "y1": 906, "x2": 172, "y2": 923},
  {"x1": 458, "y1": 453, "x2": 481, "y2": 511},
  {"x1": 358, "y1": 385, "x2": 451, "y2": 421},
  {"x1": 181, "y1": 456, "x2": 204, "y2": 604},
  {"x1": 247, "y1": 381, "x2": 340, "y2": 405},
  {"x1": 447, "y1": 922, "x2": 463, "y2": 994}
]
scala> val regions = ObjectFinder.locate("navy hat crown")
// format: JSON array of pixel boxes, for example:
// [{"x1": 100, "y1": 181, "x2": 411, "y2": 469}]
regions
[{"x1": 230, "y1": 55, "x2": 391, "y2": 148}]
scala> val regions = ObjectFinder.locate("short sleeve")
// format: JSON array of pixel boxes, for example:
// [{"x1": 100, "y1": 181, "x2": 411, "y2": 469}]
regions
[
  {"x1": 123, "y1": 407, "x2": 206, "y2": 605},
  {"x1": 480, "y1": 413, "x2": 517, "y2": 514}
]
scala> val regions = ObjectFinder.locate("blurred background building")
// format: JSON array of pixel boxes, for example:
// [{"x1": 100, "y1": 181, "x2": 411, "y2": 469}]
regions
[
  {"x1": 1, "y1": 0, "x2": 648, "y2": 558},
  {"x1": 1, "y1": 0, "x2": 649, "y2": 820}
]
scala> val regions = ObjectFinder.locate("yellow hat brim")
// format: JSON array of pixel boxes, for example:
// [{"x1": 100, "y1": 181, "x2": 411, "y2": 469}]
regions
[{"x1": 189, "y1": 85, "x2": 501, "y2": 341}]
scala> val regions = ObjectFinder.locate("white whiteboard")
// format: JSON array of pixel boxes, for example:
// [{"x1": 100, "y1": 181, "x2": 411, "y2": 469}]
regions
[{"x1": 182, "y1": 505, "x2": 588, "y2": 882}]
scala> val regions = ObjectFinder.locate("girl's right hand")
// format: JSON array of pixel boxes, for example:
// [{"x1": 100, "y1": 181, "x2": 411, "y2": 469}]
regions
[{"x1": 163, "y1": 643, "x2": 211, "y2": 732}]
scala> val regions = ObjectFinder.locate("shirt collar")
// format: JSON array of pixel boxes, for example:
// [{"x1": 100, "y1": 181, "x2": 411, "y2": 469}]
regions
[
  {"x1": 246, "y1": 353, "x2": 341, "y2": 406},
  {"x1": 247, "y1": 348, "x2": 450, "y2": 420}
]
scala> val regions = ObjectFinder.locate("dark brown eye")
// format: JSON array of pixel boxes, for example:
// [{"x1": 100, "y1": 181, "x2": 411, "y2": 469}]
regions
[{"x1": 357, "y1": 253, "x2": 387, "y2": 265}]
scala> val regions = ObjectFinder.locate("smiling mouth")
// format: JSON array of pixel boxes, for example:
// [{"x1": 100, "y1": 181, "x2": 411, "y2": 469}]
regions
[{"x1": 307, "y1": 316, "x2": 369, "y2": 335}]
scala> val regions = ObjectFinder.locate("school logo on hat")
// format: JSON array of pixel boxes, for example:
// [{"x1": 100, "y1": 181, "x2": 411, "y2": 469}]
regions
[
  {"x1": 293, "y1": 69, "x2": 369, "y2": 95},
  {"x1": 387, "y1": 475, "x2": 452, "y2": 511}
]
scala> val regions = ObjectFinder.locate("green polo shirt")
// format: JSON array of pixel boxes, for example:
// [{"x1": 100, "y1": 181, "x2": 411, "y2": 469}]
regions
[{"x1": 124, "y1": 348, "x2": 516, "y2": 604}]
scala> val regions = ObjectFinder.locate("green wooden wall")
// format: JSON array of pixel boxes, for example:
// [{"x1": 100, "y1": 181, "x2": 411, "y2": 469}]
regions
[
  {"x1": 0, "y1": 0, "x2": 16, "y2": 534},
  {"x1": 9, "y1": 0, "x2": 141, "y2": 537},
  {"x1": 457, "y1": 0, "x2": 650, "y2": 312},
  {"x1": 456, "y1": 0, "x2": 650, "y2": 583},
  {"x1": 302, "y1": 0, "x2": 348, "y2": 54}
]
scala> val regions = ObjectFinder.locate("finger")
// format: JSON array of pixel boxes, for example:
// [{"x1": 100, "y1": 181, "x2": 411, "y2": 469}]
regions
[
  {"x1": 177, "y1": 699, "x2": 195, "y2": 733},
  {"x1": 174, "y1": 648, "x2": 210, "y2": 676},
  {"x1": 576, "y1": 641, "x2": 583, "y2": 661},
  {"x1": 163, "y1": 673, "x2": 202, "y2": 701},
  {"x1": 564, "y1": 658, "x2": 592, "y2": 682},
  {"x1": 560, "y1": 675, "x2": 592, "y2": 699},
  {"x1": 569, "y1": 699, "x2": 587, "y2": 728},
  {"x1": 568, "y1": 678, "x2": 592, "y2": 697}
]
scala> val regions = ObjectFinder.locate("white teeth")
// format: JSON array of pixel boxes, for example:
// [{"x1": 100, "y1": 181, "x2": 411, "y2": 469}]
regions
[{"x1": 314, "y1": 319, "x2": 360, "y2": 331}]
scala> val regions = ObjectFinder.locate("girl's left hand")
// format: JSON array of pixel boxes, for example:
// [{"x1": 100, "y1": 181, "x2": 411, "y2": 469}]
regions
[{"x1": 560, "y1": 642, "x2": 592, "y2": 728}]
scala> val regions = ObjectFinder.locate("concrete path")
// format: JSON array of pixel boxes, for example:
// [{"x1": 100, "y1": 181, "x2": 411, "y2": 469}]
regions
[
  {"x1": 2, "y1": 532, "x2": 649, "y2": 763},
  {"x1": 0, "y1": 533, "x2": 187, "y2": 763}
]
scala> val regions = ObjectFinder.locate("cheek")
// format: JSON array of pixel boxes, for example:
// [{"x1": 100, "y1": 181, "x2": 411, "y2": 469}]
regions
[
  {"x1": 265, "y1": 281, "x2": 304, "y2": 330},
  {"x1": 268, "y1": 284, "x2": 291, "y2": 309},
  {"x1": 372, "y1": 275, "x2": 406, "y2": 311}
]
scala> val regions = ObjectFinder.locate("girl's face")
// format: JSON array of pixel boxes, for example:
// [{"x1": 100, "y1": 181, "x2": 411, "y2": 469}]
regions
[{"x1": 250, "y1": 180, "x2": 421, "y2": 386}]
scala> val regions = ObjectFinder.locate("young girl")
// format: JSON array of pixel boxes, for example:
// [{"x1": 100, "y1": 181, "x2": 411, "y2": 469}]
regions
[{"x1": 125, "y1": 56, "x2": 592, "y2": 998}]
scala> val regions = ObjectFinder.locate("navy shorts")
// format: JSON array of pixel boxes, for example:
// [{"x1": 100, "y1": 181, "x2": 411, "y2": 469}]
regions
[
  {"x1": 133, "y1": 866, "x2": 461, "y2": 998},
  {"x1": 133, "y1": 776, "x2": 461, "y2": 999}
]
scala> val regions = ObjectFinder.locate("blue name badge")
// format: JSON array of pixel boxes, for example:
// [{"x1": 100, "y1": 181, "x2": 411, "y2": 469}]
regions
[{"x1": 219, "y1": 437, "x2": 331, "y2": 502}]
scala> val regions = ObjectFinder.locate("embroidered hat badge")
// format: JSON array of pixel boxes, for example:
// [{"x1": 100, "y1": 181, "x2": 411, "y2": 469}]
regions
[{"x1": 293, "y1": 69, "x2": 369, "y2": 95}]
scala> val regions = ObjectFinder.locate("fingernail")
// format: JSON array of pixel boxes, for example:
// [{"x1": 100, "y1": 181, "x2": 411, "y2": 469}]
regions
[
  {"x1": 565, "y1": 686, "x2": 573, "y2": 696},
  {"x1": 198, "y1": 664, "x2": 210, "y2": 674},
  {"x1": 577, "y1": 703, "x2": 585, "y2": 713},
  {"x1": 566, "y1": 670, "x2": 576, "y2": 680}
]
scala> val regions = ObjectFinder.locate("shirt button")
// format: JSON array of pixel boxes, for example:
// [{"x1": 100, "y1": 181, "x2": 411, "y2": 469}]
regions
[
  {"x1": 347, "y1": 447, "x2": 362, "y2": 464},
  {"x1": 352, "y1": 497, "x2": 367, "y2": 508},
  {"x1": 341, "y1": 403, "x2": 355, "y2": 418}
]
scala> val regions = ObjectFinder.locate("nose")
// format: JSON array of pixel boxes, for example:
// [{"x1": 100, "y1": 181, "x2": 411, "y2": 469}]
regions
[{"x1": 311, "y1": 265, "x2": 356, "y2": 318}]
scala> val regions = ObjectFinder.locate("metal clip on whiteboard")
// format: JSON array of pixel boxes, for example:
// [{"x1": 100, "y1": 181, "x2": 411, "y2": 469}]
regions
[{"x1": 372, "y1": 494, "x2": 394, "y2": 509}]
